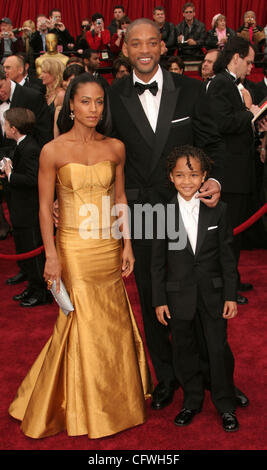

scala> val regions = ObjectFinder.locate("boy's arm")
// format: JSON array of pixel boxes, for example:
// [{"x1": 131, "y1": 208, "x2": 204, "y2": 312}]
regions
[
  {"x1": 151, "y1": 206, "x2": 168, "y2": 308},
  {"x1": 218, "y1": 203, "x2": 238, "y2": 301},
  {"x1": 9, "y1": 147, "x2": 40, "y2": 188}
]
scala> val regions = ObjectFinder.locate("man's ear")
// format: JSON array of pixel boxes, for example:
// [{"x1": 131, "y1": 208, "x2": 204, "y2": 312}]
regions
[
  {"x1": 122, "y1": 41, "x2": 129, "y2": 58},
  {"x1": 160, "y1": 40, "x2": 167, "y2": 55},
  {"x1": 169, "y1": 172, "x2": 174, "y2": 183},
  {"x1": 122, "y1": 41, "x2": 129, "y2": 57}
]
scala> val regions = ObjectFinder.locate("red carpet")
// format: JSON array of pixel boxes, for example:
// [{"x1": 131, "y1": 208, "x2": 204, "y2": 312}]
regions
[{"x1": 0, "y1": 233, "x2": 266, "y2": 450}]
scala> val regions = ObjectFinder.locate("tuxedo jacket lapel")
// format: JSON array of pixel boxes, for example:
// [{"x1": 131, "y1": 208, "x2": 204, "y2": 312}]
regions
[
  {"x1": 120, "y1": 74, "x2": 155, "y2": 149},
  {"x1": 149, "y1": 69, "x2": 180, "y2": 177},
  {"x1": 195, "y1": 202, "x2": 214, "y2": 256}
]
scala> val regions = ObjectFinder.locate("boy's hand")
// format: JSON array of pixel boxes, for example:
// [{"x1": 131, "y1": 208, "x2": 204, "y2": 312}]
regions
[
  {"x1": 155, "y1": 305, "x2": 171, "y2": 326},
  {"x1": 223, "y1": 301, "x2": 238, "y2": 319}
]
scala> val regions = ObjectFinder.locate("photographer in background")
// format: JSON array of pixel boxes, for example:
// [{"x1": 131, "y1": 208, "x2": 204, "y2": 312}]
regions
[
  {"x1": 74, "y1": 18, "x2": 91, "y2": 56},
  {"x1": 0, "y1": 18, "x2": 24, "y2": 64},
  {"x1": 237, "y1": 11, "x2": 265, "y2": 56},
  {"x1": 85, "y1": 13, "x2": 110, "y2": 53},
  {"x1": 48, "y1": 9, "x2": 75, "y2": 53},
  {"x1": 30, "y1": 14, "x2": 50, "y2": 57},
  {"x1": 110, "y1": 16, "x2": 131, "y2": 56}
]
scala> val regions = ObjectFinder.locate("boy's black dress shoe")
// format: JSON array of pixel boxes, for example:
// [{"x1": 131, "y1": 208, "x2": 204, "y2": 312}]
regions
[
  {"x1": 237, "y1": 294, "x2": 248, "y2": 304},
  {"x1": 13, "y1": 287, "x2": 31, "y2": 302},
  {"x1": 20, "y1": 292, "x2": 53, "y2": 308},
  {"x1": 174, "y1": 408, "x2": 201, "y2": 426},
  {"x1": 221, "y1": 411, "x2": 239, "y2": 432},
  {"x1": 151, "y1": 381, "x2": 179, "y2": 410},
  {"x1": 6, "y1": 271, "x2": 27, "y2": 285},
  {"x1": 235, "y1": 387, "x2": 249, "y2": 407}
]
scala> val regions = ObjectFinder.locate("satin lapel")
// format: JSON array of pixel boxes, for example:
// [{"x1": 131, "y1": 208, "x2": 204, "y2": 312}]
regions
[
  {"x1": 149, "y1": 69, "x2": 180, "y2": 177},
  {"x1": 195, "y1": 202, "x2": 213, "y2": 256},
  {"x1": 120, "y1": 74, "x2": 155, "y2": 149}
]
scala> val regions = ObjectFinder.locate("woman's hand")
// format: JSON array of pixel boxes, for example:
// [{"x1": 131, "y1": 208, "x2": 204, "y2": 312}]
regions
[
  {"x1": 121, "y1": 242, "x2": 135, "y2": 277},
  {"x1": 43, "y1": 255, "x2": 61, "y2": 293}
]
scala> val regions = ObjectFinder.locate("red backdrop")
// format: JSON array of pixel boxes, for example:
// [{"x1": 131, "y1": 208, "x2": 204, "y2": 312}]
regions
[{"x1": 0, "y1": 0, "x2": 266, "y2": 38}]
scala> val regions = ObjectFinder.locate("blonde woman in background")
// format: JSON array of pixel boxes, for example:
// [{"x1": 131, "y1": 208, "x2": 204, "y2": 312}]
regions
[{"x1": 40, "y1": 57, "x2": 65, "y2": 137}]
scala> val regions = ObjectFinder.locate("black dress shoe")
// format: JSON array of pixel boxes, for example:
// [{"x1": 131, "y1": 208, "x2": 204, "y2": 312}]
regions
[
  {"x1": 6, "y1": 271, "x2": 27, "y2": 285},
  {"x1": 235, "y1": 387, "x2": 249, "y2": 407},
  {"x1": 237, "y1": 294, "x2": 248, "y2": 305},
  {"x1": 174, "y1": 408, "x2": 201, "y2": 427},
  {"x1": 221, "y1": 411, "x2": 239, "y2": 432},
  {"x1": 151, "y1": 381, "x2": 178, "y2": 410},
  {"x1": 20, "y1": 293, "x2": 53, "y2": 308},
  {"x1": 13, "y1": 287, "x2": 31, "y2": 301},
  {"x1": 238, "y1": 282, "x2": 253, "y2": 292}
]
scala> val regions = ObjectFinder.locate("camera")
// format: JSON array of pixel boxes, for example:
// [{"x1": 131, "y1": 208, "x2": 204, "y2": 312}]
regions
[
  {"x1": 96, "y1": 19, "x2": 102, "y2": 25},
  {"x1": 3, "y1": 32, "x2": 9, "y2": 37}
]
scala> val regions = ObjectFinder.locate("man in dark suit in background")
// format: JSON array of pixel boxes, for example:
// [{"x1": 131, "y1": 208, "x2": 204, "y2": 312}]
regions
[
  {"x1": 0, "y1": 65, "x2": 53, "y2": 283},
  {"x1": 3, "y1": 54, "x2": 45, "y2": 94},
  {"x1": 108, "y1": 18, "x2": 233, "y2": 411},
  {"x1": 0, "y1": 65, "x2": 53, "y2": 150},
  {"x1": 207, "y1": 37, "x2": 262, "y2": 303}
]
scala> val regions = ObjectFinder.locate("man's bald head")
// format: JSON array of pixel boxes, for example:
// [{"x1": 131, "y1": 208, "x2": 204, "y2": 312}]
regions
[{"x1": 4, "y1": 55, "x2": 25, "y2": 83}]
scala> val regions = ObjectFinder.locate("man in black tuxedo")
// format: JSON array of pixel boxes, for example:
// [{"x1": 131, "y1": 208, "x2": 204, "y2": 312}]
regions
[
  {"x1": 0, "y1": 66, "x2": 53, "y2": 150},
  {"x1": 3, "y1": 54, "x2": 45, "y2": 94},
  {"x1": 108, "y1": 18, "x2": 225, "y2": 410},
  {"x1": 207, "y1": 37, "x2": 262, "y2": 303}
]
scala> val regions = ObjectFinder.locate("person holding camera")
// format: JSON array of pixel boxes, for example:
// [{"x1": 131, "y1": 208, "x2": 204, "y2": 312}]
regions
[
  {"x1": 85, "y1": 13, "x2": 110, "y2": 53},
  {"x1": 110, "y1": 16, "x2": 131, "y2": 56},
  {"x1": 74, "y1": 18, "x2": 91, "y2": 56},
  {"x1": 237, "y1": 11, "x2": 265, "y2": 55},
  {"x1": 48, "y1": 9, "x2": 74, "y2": 53},
  {"x1": 0, "y1": 17, "x2": 24, "y2": 64}
]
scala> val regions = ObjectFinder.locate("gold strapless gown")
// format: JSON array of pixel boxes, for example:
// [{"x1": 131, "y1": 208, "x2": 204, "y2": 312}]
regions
[{"x1": 9, "y1": 161, "x2": 153, "y2": 439}]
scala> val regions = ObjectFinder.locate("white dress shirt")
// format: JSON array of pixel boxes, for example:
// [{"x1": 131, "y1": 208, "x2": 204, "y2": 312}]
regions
[
  {"x1": 133, "y1": 66, "x2": 163, "y2": 132},
  {"x1": 178, "y1": 192, "x2": 200, "y2": 254},
  {"x1": 0, "y1": 80, "x2": 16, "y2": 135}
]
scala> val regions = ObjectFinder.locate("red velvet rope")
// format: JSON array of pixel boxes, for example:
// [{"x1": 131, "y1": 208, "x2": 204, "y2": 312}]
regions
[{"x1": 0, "y1": 203, "x2": 267, "y2": 260}]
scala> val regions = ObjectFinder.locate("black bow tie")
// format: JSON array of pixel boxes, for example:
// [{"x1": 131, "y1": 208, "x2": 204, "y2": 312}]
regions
[
  {"x1": 227, "y1": 72, "x2": 241, "y2": 85},
  {"x1": 134, "y1": 80, "x2": 158, "y2": 96}
]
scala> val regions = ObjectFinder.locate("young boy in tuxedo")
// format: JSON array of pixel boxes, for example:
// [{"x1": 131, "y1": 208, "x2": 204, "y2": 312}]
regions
[
  {"x1": 0, "y1": 107, "x2": 52, "y2": 307},
  {"x1": 151, "y1": 145, "x2": 239, "y2": 432}
]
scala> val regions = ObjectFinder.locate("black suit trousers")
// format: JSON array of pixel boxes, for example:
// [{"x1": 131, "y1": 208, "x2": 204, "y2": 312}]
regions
[
  {"x1": 13, "y1": 226, "x2": 46, "y2": 296},
  {"x1": 171, "y1": 295, "x2": 236, "y2": 413},
  {"x1": 132, "y1": 241, "x2": 176, "y2": 385}
]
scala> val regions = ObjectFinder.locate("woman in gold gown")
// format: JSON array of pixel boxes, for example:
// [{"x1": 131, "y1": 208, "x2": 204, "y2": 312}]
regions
[{"x1": 8, "y1": 73, "x2": 153, "y2": 439}]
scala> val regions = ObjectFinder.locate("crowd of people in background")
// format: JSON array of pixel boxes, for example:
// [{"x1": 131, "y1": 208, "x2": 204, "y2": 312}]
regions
[{"x1": 0, "y1": 3, "x2": 266, "y2": 304}]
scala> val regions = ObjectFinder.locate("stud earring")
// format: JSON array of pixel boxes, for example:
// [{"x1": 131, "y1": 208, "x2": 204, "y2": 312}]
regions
[{"x1": 70, "y1": 111, "x2": 75, "y2": 120}]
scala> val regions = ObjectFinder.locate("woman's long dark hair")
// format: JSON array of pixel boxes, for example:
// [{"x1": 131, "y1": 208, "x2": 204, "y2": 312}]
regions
[{"x1": 59, "y1": 72, "x2": 112, "y2": 135}]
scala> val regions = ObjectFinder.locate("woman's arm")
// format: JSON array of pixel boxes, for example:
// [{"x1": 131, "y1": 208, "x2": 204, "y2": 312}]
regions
[
  {"x1": 113, "y1": 140, "x2": 134, "y2": 277},
  {"x1": 38, "y1": 143, "x2": 61, "y2": 292}
]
